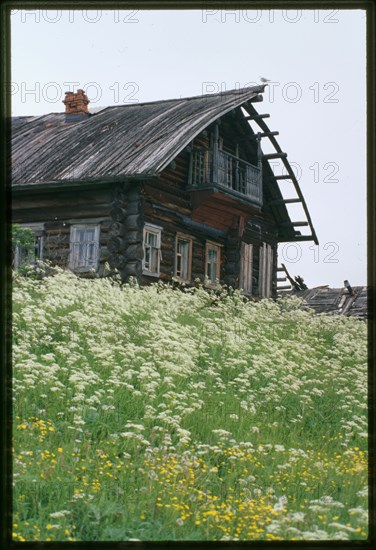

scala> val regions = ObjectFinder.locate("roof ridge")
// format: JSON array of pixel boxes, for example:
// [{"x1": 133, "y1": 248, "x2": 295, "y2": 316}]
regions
[
  {"x1": 95, "y1": 84, "x2": 266, "y2": 113},
  {"x1": 11, "y1": 85, "x2": 266, "y2": 119}
]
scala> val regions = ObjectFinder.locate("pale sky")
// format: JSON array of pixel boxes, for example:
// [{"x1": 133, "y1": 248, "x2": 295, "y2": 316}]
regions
[{"x1": 11, "y1": 8, "x2": 367, "y2": 288}]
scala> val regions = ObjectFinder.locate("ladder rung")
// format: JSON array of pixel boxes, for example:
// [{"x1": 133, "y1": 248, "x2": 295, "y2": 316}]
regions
[
  {"x1": 268, "y1": 198, "x2": 301, "y2": 206},
  {"x1": 277, "y1": 277, "x2": 287, "y2": 282},
  {"x1": 281, "y1": 221, "x2": 309, "y2": 227},
  {"x1": 278, "y1": 285, "x2": 292, "y2": 290},
  {"x1": 278, "y1": 235, "x2": 315, "y2": 242},
  {"x1": 258, "y1": 131, "x2": 279, "y2": 138},
  {"x1": 244, "y1": 113, "x2": 270, "y2": 120},
  {"x1": 292, "y1": 235, "x2": 315, "y2": 241},
  {"x1": 274, "y1": 175, "x2": 292, "y2": 180},
  {"x1": 264, "y1": 152, "x2": 288, "y2": 160}
]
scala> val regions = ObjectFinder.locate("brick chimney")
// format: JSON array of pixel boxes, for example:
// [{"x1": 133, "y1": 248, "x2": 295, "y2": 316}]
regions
[{"x1": 63, "y1": 89, "x2": 90, "y2": 123}]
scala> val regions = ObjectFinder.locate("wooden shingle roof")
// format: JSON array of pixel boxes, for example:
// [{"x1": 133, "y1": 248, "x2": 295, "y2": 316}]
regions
[
  {"x1": 11, "y1": 86, "x2": 266, "y2": 186},
  {"x1": 290, "y1": 286, "x2": 368, "y2": 319}
]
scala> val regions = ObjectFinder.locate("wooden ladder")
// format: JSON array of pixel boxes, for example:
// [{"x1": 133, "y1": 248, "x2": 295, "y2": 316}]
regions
[{"x1": 242, "y1": 102, "x2": 319, "y2": 245}]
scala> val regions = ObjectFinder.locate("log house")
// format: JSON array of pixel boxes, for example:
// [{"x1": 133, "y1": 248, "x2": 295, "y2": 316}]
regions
[{"x1": 11, "y1": 86, "x2": 318, "y2": 298}]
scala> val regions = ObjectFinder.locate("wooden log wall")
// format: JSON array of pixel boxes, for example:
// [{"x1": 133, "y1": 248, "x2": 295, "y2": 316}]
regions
[
  {"x1": 43, "y1": 223, "x2": 70, "y2": 268},
  {"x1": 223, "y1": 228, "x2": 241, "y2": 288},
  {"x1": 41, "y1": 219, "x2": 111, "y2": 276},
  {"x1": 108, "y1": 184, "x2": 144, "y2": 282},
  {"x1": 13, "y1": 186, "x2": 113, "y2": 275},
  {"x1": 142, "y1": 195, "x2": 225, "y2": 286},
  {"x1": 12, "y1": 188, "x2": 113, "y2": 223},
  {"x1": 142, "y1": 196, "x2": 214, "y2": 284},
  {"x1": 157, "y1": 146, "x2": 192, "y2": 192}
]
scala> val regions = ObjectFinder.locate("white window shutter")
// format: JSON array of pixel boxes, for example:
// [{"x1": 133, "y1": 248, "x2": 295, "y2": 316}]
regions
[
  {"x1": 69, "y1": 225, "x2": 100, "y2": 271},
  {"x1": 259, "y1": 243, "x2": 273, "y2": 298},
  {"x1": 240, "y1": 242, "x2": 253, "y2": 295}
]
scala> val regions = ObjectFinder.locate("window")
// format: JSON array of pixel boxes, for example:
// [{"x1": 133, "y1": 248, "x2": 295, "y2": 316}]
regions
[
  {"x1": 69, "y1": 224, "x2": 100, "y2": 271},
  {"x1": 175, "y1": 235, "x2": 192, "y2": 282},
  {"x1": 205, "y1": 242, "x2": 221, "y2": 286},
  {"x1": 259, "y1": 243, "x2": 273, "y2": 298},
  {"x1": 143, "y1": 224, "x2": 162, "y2": 276},
  {"x1": 240, "y1": 242, "x2": 253, "y2": 295},
  {"x1": 13, "y1": 223, "x2": 44, "y2": 268}
]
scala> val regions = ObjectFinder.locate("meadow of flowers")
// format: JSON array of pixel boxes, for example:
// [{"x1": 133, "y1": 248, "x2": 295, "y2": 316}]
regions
[{"x1": 12, "y1": 267, "x2": 368, "y2": 541}]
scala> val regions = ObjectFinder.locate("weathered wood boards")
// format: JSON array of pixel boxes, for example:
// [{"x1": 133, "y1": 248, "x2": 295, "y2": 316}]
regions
[{"x1": 288, "y1": 286, "x2": 368, "y2": 319}]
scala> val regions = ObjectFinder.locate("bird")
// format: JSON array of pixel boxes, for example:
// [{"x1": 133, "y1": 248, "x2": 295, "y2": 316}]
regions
[{"x1": 259, "y1": 76, "x2": 271, "y2": 84}]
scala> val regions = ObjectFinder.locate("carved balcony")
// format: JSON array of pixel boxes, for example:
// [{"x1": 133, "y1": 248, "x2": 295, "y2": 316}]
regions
[{"x1": 188, "y1": 147, "x2": 262, "y2": 206}]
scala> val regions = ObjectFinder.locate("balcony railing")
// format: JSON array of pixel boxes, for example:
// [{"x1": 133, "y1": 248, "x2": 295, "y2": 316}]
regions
[{"x1": 188, "y1": 148, "x2": 262, "y2": 205}]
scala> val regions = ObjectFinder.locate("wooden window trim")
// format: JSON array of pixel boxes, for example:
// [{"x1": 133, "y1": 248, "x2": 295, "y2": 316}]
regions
[
  {"x1": 205, "y1": 241, "x2": 222, "y2": 287},
  {"x1": 69, "y1": 224, "x2": 100, "y2": 272},
  {"x1": 174, "y1": 233, "x2": 193, "y2": 282},
  {"x1": 143, "y1": 223, "x2": 162, "y2": 277}
]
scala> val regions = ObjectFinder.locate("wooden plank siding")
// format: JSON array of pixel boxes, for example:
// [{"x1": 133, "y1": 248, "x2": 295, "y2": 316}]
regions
[{"x1": 45, "y1": 220, "x2": 110, "y2": 274}]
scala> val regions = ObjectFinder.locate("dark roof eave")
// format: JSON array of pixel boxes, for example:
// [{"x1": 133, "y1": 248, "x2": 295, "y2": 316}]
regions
[{"x1": 11, "y1": 173, "x2": 159, "y2": 193}]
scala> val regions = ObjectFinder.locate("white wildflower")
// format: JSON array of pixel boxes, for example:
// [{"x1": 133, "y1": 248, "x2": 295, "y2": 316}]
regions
[
  {"x1": 289, "y1": 511, "x2": 305, "y2": 522},
  {"x1": 49, "y1": 510, "x2": 71, "y2": 518},
  {"x1": 329, "y1": 523, "x2": 356, "y2": 533},
  {"x1": 356, "y1": 486, "x2": 368, "y2": 497},
  {"x1": 273, "y1": 496, "x2": 288, "y2": 511}
]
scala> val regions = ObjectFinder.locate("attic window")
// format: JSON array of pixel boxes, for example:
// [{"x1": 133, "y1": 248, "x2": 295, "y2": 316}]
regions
[{"x1": 69, "y1": 224, "x2": 100, "y2": 272}]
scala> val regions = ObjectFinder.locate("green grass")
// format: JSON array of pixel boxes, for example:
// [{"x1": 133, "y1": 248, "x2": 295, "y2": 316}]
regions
[{"x1": 12, "y1": 268, "x2": 368, "y2": 541}]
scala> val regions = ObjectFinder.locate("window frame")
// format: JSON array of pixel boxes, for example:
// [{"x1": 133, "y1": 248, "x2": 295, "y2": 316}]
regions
[
  {"x1": 205, "y1": 241, "x2": 222, "y2": 287},
  {"x1": 174, "y1": 233, "x2": 193, "y2": 282},
  {"x1": 142, "y1": 223, "x2": 162, "y2": 277},
  {"x1": 69, "y1": 224, "x2": 100, "y2": 272},
  {"x1": 13, "y1": 223, "x2": 44, "y2": 268}
]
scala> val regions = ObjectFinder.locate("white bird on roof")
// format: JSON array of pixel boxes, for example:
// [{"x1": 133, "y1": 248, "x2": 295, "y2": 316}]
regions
[{"x1": 260, "y1": 76, "x2": 271, "y2": 84}]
